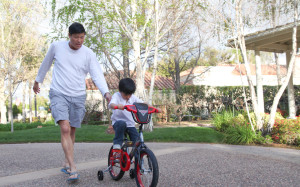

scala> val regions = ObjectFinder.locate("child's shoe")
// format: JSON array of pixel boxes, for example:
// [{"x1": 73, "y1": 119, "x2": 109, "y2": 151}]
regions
[{"x1": 112, "y1": 144, "x2": 121, "y2": 163}]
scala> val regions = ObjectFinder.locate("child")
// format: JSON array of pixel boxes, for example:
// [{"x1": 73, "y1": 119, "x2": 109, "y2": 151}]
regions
[{"x1": 108, "y1": 78, "x2": 161, "y2": 154}]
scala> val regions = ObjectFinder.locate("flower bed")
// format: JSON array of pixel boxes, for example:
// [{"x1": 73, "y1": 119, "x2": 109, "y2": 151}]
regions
[{"x1": 271, "y1": 117, "x2": 300, "y2": 146}]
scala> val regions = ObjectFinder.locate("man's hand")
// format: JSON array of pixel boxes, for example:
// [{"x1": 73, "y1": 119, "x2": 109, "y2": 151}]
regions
[
  {"x1": 33, "y1": 81, "x2": 40, "y2": 94},
  {"x1": 104, "y1": 92, "x2": 112, "y2": 103}
]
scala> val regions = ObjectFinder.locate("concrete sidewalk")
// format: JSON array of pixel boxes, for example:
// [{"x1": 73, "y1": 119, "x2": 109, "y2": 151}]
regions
[{"x1": 0, "y1": 143, "x2": 299, "y2": 186}]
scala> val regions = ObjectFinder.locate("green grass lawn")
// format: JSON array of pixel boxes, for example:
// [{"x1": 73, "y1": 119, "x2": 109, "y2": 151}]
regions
[{"x1": 0, "y1": 125, "x2": 225, "y2": 144}]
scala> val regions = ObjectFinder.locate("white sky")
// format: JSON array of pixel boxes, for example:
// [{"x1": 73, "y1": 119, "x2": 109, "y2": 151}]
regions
[{"x1": 12, "y1": 0, "x2": 291, "y2": 104}]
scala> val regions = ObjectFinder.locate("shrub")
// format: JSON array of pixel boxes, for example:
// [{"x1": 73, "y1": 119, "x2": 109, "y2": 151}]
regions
[
  {"x1": 271, "y1": 117, "x2": 300, "y2": 145},
  {"x1": 254, "y1": 131, "x2": 273, "y2": 144},
  {"x1": 0, "y1": 121, "x2": 55, "y2": 131},
  {"x1": 230, "y1": 112, "x2": 284, "y2": 131},
  {"x1": 293, "y1": 136, "x2": 300, "y2": 147},
  {"x1": 224, "y1": 123, "x2": 257, "y2": 144},
  {"x1": 212, "y1": 110, "x2": 236, "y2": 132}
]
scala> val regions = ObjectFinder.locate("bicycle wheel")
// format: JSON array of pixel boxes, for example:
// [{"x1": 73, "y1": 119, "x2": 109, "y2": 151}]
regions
[
  {"x1": 108, "y1": 146, "x2": 125, "y2": 180},
  {"x1": 135, "y1": 149, "x2": 159, "y2": 187}
]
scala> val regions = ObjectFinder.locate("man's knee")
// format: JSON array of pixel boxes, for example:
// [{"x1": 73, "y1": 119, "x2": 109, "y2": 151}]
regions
[{"x1": 59, "y1": 120, "x2": 71, "y2": 134}]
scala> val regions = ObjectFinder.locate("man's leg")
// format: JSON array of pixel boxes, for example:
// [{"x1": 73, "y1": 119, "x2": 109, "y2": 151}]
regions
[
  {"x1": 59, "y1": 120, "x2": 78, "y2": 178},
  {"x1": 63, "y1": 127, "x2": 76, "y2": 170}
]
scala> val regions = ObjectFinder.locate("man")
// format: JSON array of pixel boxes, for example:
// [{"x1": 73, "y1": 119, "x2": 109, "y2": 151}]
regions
[{"x1": 33, "y1": 22, "x2": 111, "y2": 181}]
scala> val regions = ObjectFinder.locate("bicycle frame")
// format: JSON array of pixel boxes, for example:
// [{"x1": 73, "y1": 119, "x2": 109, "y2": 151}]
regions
[
  {"x1": 121, "y1": 123, "x2": 148, "y2": 171},
  {"x1": 98, "y1": 102, "x2": 160, "y2": 186}
]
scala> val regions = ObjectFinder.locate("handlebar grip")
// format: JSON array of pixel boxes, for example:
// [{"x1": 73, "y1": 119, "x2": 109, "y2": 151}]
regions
[{"x1": 113, "y1": 106, "x2": 118, "y2": 109}]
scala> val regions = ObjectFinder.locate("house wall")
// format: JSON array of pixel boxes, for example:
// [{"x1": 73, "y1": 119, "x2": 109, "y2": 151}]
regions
[
  {"x1": 183, "y1": 58, "x2": 300, "y2": 87},
  {"x1": 86, "y1": 89, "x2": 176, "y2": 111}
]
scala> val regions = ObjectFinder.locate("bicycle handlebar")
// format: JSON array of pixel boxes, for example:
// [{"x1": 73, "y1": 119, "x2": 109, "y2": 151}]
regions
[{"x1": 113, "y1": 105, "x2": 160, "y2": 114}]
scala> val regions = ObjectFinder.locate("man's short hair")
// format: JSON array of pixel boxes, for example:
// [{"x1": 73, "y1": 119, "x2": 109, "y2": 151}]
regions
[
  {"x1": 69, "y1": 22, "x2": 86, "y2": 35},
  {"x1": 119, "y1": 78, "x2": 136, "y2": 95}
]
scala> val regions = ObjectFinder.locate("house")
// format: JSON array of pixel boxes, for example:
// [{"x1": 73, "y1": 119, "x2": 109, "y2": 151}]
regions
[
  {"x1": 180, "y1": 56, "x2": 300, "y2": 86},
  {"x1": 85, "y1": 71, "x2": 176, "y2": 111}
]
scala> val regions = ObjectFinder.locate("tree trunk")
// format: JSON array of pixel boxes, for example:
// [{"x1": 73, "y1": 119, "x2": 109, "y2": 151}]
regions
[
  {"x1": 174, "y1": 56, "x2": 181, "y2": 104},
  {"x1": 8, "y1": 71, "x2": 13, "y2": 132},
  {"x1": 275, "y1": 53, "x2": 282, "y2": 85},
  {"x1": 286, "y1": 51, "x2": 296, "y2": 118},
  {"x1": 34, "y1": 94, "x2": 37, "y2": 118},
  {"x1": 121, "y1": 33, "x2": 130, "y2": 78},
  {"x1": 22, "y1": 81, "x2": 26, "y2": 123},
  {"x1": 148, "y1": 0, "x2": 160, "y2": 106},
  {"x1": 236, "y1": 0, "x2": 261, "y2": 131},
  {"x1": 29, "y1": 81, "x2": 32, "y2": 123},
  {"x1": 133, "y1": 37, "x2": 145, "y2": 100},
  {"x1": 255, "y1": 50, "x2": 264, "y2": 117},
  {"x1": 267, "y1": 1, "x2": 298, "y2": 131},
  {"x1": 0, "y1": 83, "x2": 7, "y2": 124}
]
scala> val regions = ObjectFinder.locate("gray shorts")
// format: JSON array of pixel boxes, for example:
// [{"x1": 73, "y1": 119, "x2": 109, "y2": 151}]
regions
[{"x1": 49, "y1": 89, "x2": 86, "y2": 128}]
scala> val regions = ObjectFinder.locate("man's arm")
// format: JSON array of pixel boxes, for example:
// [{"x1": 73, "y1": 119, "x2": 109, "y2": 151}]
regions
[
  {"x1": 89, "y1": 52, "x2": 111, "y2": 103},
  {"x1": 33, "y1": 42, "x2": 56, "y2": 94}
]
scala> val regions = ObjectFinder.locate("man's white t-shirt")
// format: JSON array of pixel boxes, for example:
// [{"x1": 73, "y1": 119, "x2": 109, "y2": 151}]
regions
[
  {"x1": 109, "y1": 92, "x2": 143, "y2": 127},
  {"x1": 35, "y1": 41, "x2": 109, "y2": 97}
]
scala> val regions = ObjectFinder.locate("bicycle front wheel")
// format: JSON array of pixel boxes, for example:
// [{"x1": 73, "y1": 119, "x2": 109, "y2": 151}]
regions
[
  {"x1": 108, "y1": 146, "x2": 125, "y2": 180},
  {"x1": 135, "y1": 149, "x2": 159, "y2": 187}
]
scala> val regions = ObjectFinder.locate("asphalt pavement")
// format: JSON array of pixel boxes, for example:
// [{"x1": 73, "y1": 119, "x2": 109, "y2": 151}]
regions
[{"x1": 0, "y1": 143, "x2": 299, "y2": 187}]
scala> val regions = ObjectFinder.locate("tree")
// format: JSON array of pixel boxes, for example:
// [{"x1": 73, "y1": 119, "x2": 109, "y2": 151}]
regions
[
  {"x1": 0, "y1": 0, "x2": 46, "y2": 130},
  {"x1": 267, "y1": 0, "x2": 298, "y2": 131},
  {"x1": 147, "y1": 0, "x2": 189, "y2": 105}
]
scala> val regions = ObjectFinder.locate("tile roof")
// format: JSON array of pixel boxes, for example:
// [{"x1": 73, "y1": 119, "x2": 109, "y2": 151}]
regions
[
  {"x1": 180, "y1": 64, "x2": 287, "y2": 77},
  {"x1": 231, "y1": 64, "x2": 287, "y2": 75},
  {"x1": 86, "y1": 71, "x2": 175, "y2": 90}
]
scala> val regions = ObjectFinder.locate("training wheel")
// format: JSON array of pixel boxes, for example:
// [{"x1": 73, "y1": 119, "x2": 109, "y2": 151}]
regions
[
  {"x1": 129, "y1": 169, "x2": 135, "y2": 179},
  {"x1": 97, "y1": 170, "x2": 104, "y2": 181}
]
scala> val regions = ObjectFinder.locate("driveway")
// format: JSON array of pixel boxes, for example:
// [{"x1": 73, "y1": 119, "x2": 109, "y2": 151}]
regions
[{"x1": 0, "y1": 143, "x2": 299, "y2": 187}]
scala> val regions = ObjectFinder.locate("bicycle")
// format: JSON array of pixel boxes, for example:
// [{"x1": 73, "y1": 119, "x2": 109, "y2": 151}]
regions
[{"x1": 97, "y1": 102, "x2": 160, "y2": 187}]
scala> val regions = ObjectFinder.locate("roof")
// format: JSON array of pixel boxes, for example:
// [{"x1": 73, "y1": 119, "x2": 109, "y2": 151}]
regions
[
  {"x1": 86, "y1": 71, "x2": 175, "y2": 90},
  {"x1": 227, "y1": 21, "x2": 300, "y2": 53},
  {"x1": 231, "y1": 64, "x2": 287, "y2": 75},
  {"x1": 180, "y1": 64, "x2": 234, "y2": 77},
  {"x1": 180, "y1": 64, "x2": 287, "y2": 77}
]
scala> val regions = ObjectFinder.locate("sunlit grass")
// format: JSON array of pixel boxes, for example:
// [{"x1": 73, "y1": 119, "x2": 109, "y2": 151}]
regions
[{"x1": 0, "y1": 125, "x2": 224, "y2": 144}]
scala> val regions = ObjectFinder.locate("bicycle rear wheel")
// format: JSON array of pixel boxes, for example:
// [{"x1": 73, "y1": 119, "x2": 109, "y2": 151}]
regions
[
  {"x1": 135, "y1": 149, "x2": 159, "y2": 187},
  {"x1": 108, "y1": 146, "x2": 125, "y2": 180}
]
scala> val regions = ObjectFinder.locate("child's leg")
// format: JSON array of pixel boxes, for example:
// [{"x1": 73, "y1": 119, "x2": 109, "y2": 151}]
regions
[
  {"x1": 127, "y1": 127, "x2": 139, "y2": 143},
  {"x1": 112, "y1": 120, "x2": 127, "y2": 149}
]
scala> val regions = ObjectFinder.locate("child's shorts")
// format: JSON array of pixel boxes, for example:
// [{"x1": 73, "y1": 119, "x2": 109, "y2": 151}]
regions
[{"x1": 49, "y1": 89, "x2": 86, "y2": 128}]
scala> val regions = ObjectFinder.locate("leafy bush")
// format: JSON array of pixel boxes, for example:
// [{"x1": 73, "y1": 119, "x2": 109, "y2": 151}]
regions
[
  {"x1": 271, "y1": 117, "x2": 300, "y2": 146},
  {"x1": 212, "y1": 110, "x2": 237, "y2": 132},
  {"x1": 86, "y1": 121, "x2": 109, "y2": 125},
  {"x1": 254, "y1": 131, "x2": 273, "y2": 144},
  {"x1": 224, "y1": 124, "x2": 256, "y2": 144},
  {"x1": 0, "y1": 121, "x2": 55, "y2": 131}
]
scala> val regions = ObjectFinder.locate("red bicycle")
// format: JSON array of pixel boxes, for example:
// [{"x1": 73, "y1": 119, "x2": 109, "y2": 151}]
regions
[{"x1": 97, "y1": 103, "x2": 160, "y2": 187}]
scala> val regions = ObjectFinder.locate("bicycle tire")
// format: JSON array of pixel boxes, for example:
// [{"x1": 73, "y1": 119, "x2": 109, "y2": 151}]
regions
[
  {"x1": 108, "y1": 146, "x2": 125, "y2": 180},
  {"x1": 135, "y1": 148, "x2": 159, "y2": 187}
]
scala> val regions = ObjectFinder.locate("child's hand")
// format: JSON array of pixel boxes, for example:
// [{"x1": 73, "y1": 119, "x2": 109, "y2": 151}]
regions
[
  {"x1": 117, "y1": 104, "x2": 124, "y2": 110},
  {"x1": 106, "y1": 125, "x2": 115, "y2": 134},
  {"x1": 156, "y1": 108, "x2": 162, "y2": 113}
]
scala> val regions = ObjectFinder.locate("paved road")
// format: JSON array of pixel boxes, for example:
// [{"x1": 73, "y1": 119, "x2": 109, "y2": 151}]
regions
[{"x1": 0, "y1": 143, "x2": 299, "y2": 187}]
